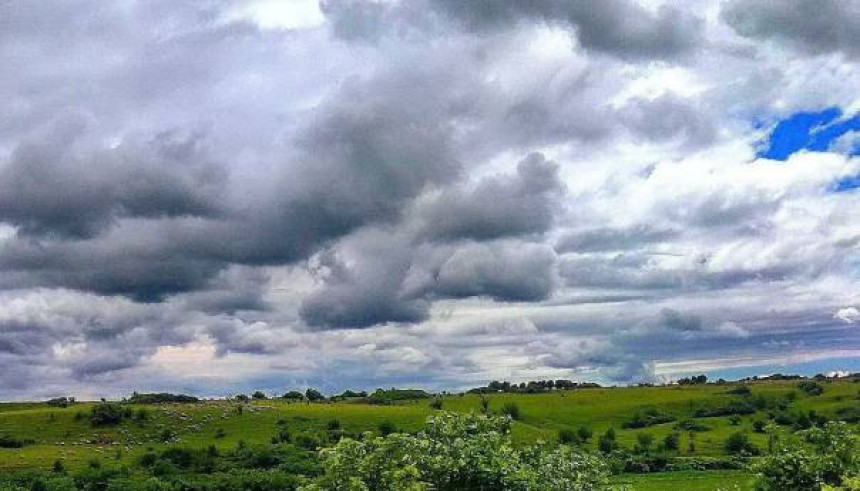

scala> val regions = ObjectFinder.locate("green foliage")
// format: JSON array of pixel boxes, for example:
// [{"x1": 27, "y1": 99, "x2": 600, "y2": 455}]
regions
[
  {"x1": 694, "y1": 399, "x2": 756, "y2": 418},
  {"x1": 577, "y1": 426, "x2": 593, "y2": 443},
  {"x1": 282, "y1": 391, "x2": 305, "y2": 401},
  {"x1": 251, "y1": 391, "x2": 267, "y2": 400},
  {"x1": 501, "y1": 401, "x2": 521, "y2": 420},
  {"x1": 558, "y1": 428, "x2": 578, "y2": 445},
  {"x1": 674, "y1": 419, "x2": 710, "y2": 432},
  {"x1": 305, "y1": 389, "x2": 325, "y2": 403},
  {"x1": 798, "y1": 381, "x2": 825, "y2": 396},
  {"x1": 724, "y1": 432, "x2": 759, "y2": 456},
  {"x1": 0, "y1": 433, "x2": 33, "y2": 448},
  {"x1": 46, "y1": 397, "x2": 75, "y2": 408},
  {"x1": 635, "y1": 433, "x2": 655, "y2": 454},
  {"x1": 127, "y1": 392, "x2": 199, "y2": 404},
  {"x1": 378, "y1": 420, "x2": 397, "y2": 436},
  {"x1": 726, "y1": 385, "x2": 752, "y2": 396},
  {"x1": 663, "y1": 432, "x2": 680, "y2": 452},
  {"x1": 622, "y1": 407, "x2": 675, "y2": 429},
  {"x1": 301, "y1": 412, "x2": 609, "y2": 491},
  {"x1": 89, "y1": 403, "x2": 130, "y2": 426},
  {"x1": 598, "y1": 428, "x2": 617, "y2": 454},
  {"x1": 366, "y1": 388, "x2": 430, "y2": 404}
]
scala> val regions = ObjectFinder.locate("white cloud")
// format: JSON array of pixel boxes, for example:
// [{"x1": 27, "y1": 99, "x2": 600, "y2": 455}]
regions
[{"x1": 835, "y1": 307, "x2": 860, "y2": 324}]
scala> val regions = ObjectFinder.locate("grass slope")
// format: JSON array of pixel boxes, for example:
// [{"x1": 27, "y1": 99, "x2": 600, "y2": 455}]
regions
[{"x1": 1, "y1": 378, "x2": 857, "y2": 489}]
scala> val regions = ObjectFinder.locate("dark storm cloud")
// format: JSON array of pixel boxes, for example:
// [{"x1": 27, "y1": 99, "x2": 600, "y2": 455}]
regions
[
  {"x1": 408, "y1": 240, "x2": 558, "y2": 303},
  {"x1": 0, "y1": 123, "x2": 226, "y2": 239},
  {"x1": 416, "y1": 152, "x2": 564, "y2": 242},
  {"x1": 299, "y1": 235, "x2": 557, "y2": 329},
  {"x1": 300, "y1": 234, "x2": 432, "y2": 329},
  {"x1": 322, "y1": 0, "x2": 702, "y2": 60},
  {"x1": 721, "y1": 0, "x2": 860, "y2": 58}
]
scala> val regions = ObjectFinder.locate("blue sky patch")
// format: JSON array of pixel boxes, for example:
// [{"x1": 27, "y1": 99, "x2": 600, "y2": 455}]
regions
[
  {"x1": 759, "y1": 107, "x2": 860, "y2": 160},
  {"x1": 759, "y1": 107, "x2": 860, "y2": 192}
]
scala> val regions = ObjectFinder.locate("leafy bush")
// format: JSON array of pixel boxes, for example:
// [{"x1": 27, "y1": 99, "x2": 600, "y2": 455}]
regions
[
  {"x1": 798, "y1": 381, "x2": 825, "y2": 396},
  {"x1": 674, "y1": 419, "x2": 710, "y2": 432},
  {"x1": 558, "y1": 428, "x2": 577, "y2": 445},
  {"x1": 694, "y1": 399, "x2": 756, "y2": 418},
  {"x1": 724, "y1": 432, "x2": 759, "y2": 456},
  {"x1": 46, "y1": 397, "x2": 75, "y2": 408},
  {"x1": 304, "y1": 389, "x2": 325, "y2": 403},
  {"x1": 0, "y1": 433, "x2": 34, "y2": 448},
  {"x1": 301, "y1": 412, "x2": 609, "y2": 491},
  {"x1": 378, "y1": 420, "x2": 397, "y2": 436},
  {"x1": 90, "y1": 403, "x2": 131, "y2": 426},
  {"x1": 755, "y1": 423, "x2": 858, "y2": 490},
  {"x1": 501, "y1": 402, "x2": 521, "y2": 420},
  {"x1": 663, "y1": 432, "x2": 680, "y2": 452},
  {"x1": 281, "y1": 391, "x2": 304, "y2": 402},
  {"x1": 127, "y1": 392, "x2": 199, "y2": 404},
  {"x1": 726, "y1": 385, "x2": 752, "y2": 396},
  {"x1": 577, "y1": 426, "x2": 593, "y2": 443},
  {"x1": 598, "y1": 428, "x2": 617, "y2": 454},
  {"x1": 365, "y1": 388, "x2": 430, "y2": 404},
  {"x1": 622, "y1": 407, "x2": 675, "y2": 428}
]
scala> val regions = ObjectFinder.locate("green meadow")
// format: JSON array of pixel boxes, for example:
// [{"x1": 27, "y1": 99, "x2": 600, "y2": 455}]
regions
[{"x1": 1, "y1": 378, "x2": 857, "y2": 490}]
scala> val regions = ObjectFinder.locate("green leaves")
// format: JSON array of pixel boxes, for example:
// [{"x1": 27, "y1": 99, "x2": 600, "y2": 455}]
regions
[{"x1": 301, "y1": 412, "x2": 609, "y2": 490}]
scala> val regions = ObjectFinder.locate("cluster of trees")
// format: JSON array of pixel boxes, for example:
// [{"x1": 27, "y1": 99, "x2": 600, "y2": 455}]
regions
[
  {"x1": 677, "y1": 374, "x2": 708, "y2": 385},
  {"x1": 471, "y1": 379, "x2": 601, "y2": 394},
  {"x1": 365, "y1": 388, "x2": 431, "y2": 404},
  {"x1": 127, "y1": 392, "x2": 200, "y2": 404},
  {"x1": 46, "y1": 396, "x2": 75, "y2": 407}
]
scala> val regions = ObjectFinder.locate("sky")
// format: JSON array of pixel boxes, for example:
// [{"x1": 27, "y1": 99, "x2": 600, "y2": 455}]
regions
[{"x1": 0, "y1": 0, "x2": 859, "y2": 400}]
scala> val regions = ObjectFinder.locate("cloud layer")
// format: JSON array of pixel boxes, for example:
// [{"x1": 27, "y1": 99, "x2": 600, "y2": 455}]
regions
[{"x1": 0, "y1": 0, "x2": 858, "y2": 399}]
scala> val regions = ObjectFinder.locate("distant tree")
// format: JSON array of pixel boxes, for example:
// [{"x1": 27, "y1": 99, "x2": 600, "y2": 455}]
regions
[
  {"x1": 235, "y1": 394, "x2": 250, "y2": 402},
  {"x1": 305, "y1": 388, "x2": 325, "y2": 402},
  {"x1": 282, "y1": 391, "x2": 304, "y2": 402},
  {"x1": 252, "y1": 391, "x2": 267, "y2": 400},
  {"x1": 46, "y1": 397, "x2": 73, "y2": 408}
]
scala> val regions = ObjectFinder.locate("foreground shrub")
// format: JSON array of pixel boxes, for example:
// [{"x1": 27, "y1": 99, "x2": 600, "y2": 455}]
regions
[
  {"x1": 755, "y1": 422, "x2": 858, "y2": 490},
  {"x1": 301, "y1": 412, "x2": 609, "y2": 490}
]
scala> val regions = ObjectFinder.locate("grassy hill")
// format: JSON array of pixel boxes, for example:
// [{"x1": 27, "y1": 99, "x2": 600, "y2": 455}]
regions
[{"x1": 1, "y1": 378, "x2": 857, "y2": 489}]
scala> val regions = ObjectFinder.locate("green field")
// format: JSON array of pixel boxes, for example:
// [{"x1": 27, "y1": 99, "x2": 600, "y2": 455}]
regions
[{"x1": 1, "y1": 378, "x2": 857, "y2": 489}]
